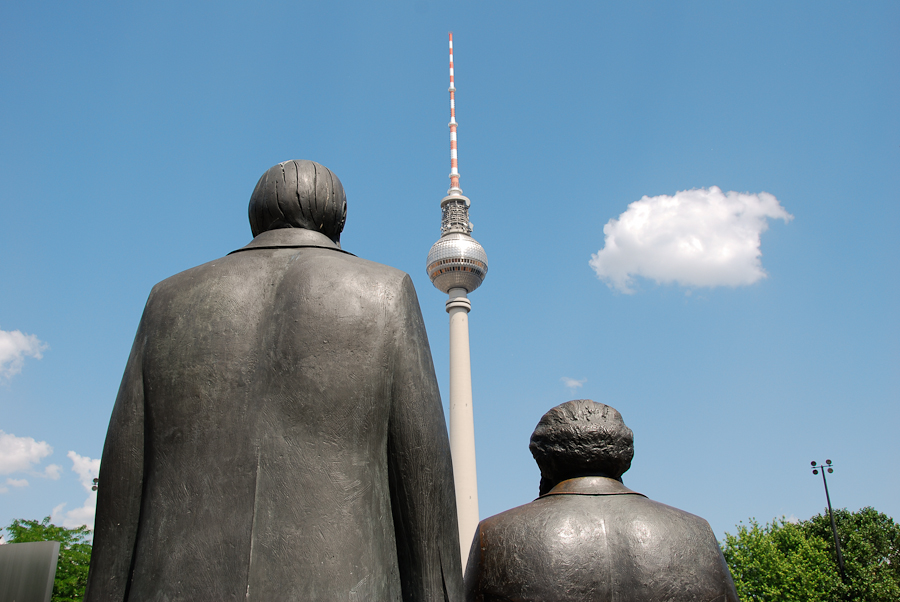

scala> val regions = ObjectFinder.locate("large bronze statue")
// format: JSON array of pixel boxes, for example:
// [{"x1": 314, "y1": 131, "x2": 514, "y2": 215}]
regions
[
  {"x1": 85, "y1": 160, "x2": 464, "y2": 601},
  {"x1": 465, "y1": 399, "x2": 738, "y2": 602}
]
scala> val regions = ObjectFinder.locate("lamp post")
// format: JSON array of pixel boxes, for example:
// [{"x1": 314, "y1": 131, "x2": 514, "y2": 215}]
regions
[{"x1": 810, "y1": 459, "x2": 846, "y2": 583}]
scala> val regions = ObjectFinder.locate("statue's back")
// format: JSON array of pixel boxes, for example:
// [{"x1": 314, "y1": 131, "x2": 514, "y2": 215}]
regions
[
  {"x1": 87, "y1": 226, "x2": 463, "y2": 601},
  {"x1": 468, "y1": 487, "x2": 737, "y2": 602},
  {"x1": 131, "y1": 244, "x2": 404, "y2": 599}
]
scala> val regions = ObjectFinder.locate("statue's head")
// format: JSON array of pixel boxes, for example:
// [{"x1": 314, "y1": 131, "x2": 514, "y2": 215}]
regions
[
  {"x1": 249, "y1": 160, "x2": 347, "y2": 244},
  {"x1": 529, "y1": 399, "x2": 634, "y2": 496}
]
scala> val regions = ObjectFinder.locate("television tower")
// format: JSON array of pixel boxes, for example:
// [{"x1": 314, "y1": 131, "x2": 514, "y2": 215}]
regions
[{"x1": 426, "y1": 32, "x2": 488, "y2": 567}]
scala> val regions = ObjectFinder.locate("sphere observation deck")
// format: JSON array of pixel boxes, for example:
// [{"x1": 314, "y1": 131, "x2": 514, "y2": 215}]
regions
[{"x1": 427, "y1": 232, "x2": 488, "y2": 294}]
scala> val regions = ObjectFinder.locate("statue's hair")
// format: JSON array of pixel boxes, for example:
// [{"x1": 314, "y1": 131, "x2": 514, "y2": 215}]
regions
[
  {"x1": 249, "y1": 160, "x2": 347, "y2": 243},
  {"x1": 529, "y1": 399, "x2": 634, "y2": 496}
]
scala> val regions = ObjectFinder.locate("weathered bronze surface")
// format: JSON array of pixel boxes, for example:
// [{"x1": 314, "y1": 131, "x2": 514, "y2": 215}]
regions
[
  {"x1": 465, "y1": 399, "x2": 738, "y2": 602},
  {"x1": 85, "y1": 161, "x2": 463, "y2": 601}
]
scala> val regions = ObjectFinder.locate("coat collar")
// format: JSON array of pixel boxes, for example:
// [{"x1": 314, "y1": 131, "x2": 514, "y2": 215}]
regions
[
  {"x1": 229, "y1": 228, "x2": 354, "y2": 256},
  {"x1": 541, "y1": 476, "x2": 646, "y2": 498}
]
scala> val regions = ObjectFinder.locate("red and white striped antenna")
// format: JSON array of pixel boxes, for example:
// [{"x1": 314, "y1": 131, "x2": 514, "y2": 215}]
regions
[{"x1": 448, "y1": 32, "x2": 461, "y2": 193}]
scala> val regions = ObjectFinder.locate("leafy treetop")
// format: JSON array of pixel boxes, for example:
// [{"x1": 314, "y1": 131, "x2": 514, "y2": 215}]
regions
[
  {"x1": 4, "y1": 517, "x2": 92, "y2": 602},
  {"x1": 723, "y1": 507, "x2": 900, "y2": 602}
]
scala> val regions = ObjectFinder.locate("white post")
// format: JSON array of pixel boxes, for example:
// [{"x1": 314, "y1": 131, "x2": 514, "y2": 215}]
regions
[{"x1": 446, "y1": 286, "x2": 479, "y2": 569}]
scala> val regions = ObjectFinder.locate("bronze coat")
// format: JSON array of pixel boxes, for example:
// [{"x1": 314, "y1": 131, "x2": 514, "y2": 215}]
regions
[
  {"x1": 85, "y1": 229, "x2": 463, "y2": 601},
  {"x1": 465, "y1": 476, "x2": 738, "y2": 602}
]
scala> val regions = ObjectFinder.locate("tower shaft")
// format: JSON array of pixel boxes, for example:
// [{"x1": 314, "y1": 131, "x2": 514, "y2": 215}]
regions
[{"x1": 447, "y1": 288, "x2": 479, "y2": 565}]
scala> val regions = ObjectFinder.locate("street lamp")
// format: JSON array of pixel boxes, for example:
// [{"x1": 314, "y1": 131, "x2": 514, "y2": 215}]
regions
[{"x1": 810, "y1": 459, "x2": 846, "y2": 583}]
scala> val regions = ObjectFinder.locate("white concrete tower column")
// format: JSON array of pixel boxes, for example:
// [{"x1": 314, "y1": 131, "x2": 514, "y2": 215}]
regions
[{"x1": 446, "y1": 287, "x2": 479, "y2": 563}]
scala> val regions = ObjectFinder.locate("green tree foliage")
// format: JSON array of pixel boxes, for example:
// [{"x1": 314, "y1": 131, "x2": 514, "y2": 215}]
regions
[
  {"x1": 4, "y1": 517, "x2": 92, "y2": 602},
  {"x1": 723, "y1": 517, "x2": 840, "y2": 601},
  {"x1": 723, "y1": 507, "x2": 900, "y2": 602},
  {"x1": 802, "y1": 507, "x2": 900, "y2": 601}
]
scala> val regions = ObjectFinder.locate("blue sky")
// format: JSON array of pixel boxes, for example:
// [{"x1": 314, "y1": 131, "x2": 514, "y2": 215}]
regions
[{"x1": 1, "y1": 1, "x2": 897, "y2": 544}]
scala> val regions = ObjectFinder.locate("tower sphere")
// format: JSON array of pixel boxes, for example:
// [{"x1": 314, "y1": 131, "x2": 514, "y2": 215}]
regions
[{"x1": 427, "y1": 232, "x2": 488, "y2": 294}]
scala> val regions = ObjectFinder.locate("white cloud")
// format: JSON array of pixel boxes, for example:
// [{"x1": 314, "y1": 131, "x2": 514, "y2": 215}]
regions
[
  {"x1": 0, "y1": 327, "x2": 48, "y2": 380},
  {"x1": 43, "y1": 464, "x2": 62, "y2": 480},
  {"x1": 561, "y1": 377, "x2": 587, "y2": 391},
  {"x1": 53, "y1": 451, "x2": 100, "y2": 529},
  {"x1": 68, "y1": 451, "x2": 100, "y2": 490},
  {"x1": 0, "y1": 431, "x2": 53, "y2": 475},
  {"x1": 590, "y1": 187, "x2": 792, "y2": 294},
  {"x1": 0, "y1": 476, "x2": 30, "y2": 494}
]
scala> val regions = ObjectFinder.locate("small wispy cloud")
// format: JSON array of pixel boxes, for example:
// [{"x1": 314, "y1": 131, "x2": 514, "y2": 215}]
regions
[
  {"x1": 0, "y1": 477, "x2": 30, "y2": 494},
  {"x1": 0, "y1": 327, "x2": 48, "y2": 380},
  {"x1": 561, "y1": 377, "x2": 587, "y2": 391},
  {"x1": 590, "y1": 187, "x2": 792, "y2": 294},
  {"x1": 52, "y1": 451, "x2": 100, "y2": 529}
]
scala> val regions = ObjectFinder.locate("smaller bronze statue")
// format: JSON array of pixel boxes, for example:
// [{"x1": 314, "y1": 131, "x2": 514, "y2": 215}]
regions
[{"x1": 464, "y1": 399, "x2": 739, "y2": 602}]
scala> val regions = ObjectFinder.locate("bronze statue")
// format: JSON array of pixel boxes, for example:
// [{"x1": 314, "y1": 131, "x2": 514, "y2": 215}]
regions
[
  {"x1": 464, "y1": 399, "x2": 738, "y2": 602},
  {"x1": 85, "y1": 160, "x2": 464, "y2": 601}
]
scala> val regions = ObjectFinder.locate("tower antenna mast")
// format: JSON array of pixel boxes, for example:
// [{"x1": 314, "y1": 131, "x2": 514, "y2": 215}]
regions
[
  {"x1": 426, "y1": 32, "x2": 489, "y2": 569},
  {"x1": 449, "y1": 32, "x2": 460, "y2": 192}
]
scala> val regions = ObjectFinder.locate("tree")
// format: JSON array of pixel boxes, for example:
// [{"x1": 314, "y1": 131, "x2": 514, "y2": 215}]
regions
[
  {"x1": 4, "y1": 517, "x2": 92, "y2": 602},
  {"x1": 722, "y1": 517, "x2": 840, "y2": 601},
  {"x1": 802, "y1": 507, "x2": 900, "y2": 602},
  {"x1": 722, "y1": 507, "x2": 900, "y2": 602}
]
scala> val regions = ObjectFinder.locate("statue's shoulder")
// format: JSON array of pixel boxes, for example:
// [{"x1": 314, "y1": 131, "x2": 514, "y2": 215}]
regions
[
  {"x1": 143, "y1": 251, "x2": 253, "y2": 301},
  {"x1": 283, "y1": 251, "x2": 414, "y2": 305},
  {"x1": 233, "y1": 228, "x2": 410, "y2": 284},
  {"x1": 322, "y1": 252, "x2": 409, "y2": 282},
  {"x1": 628, "y1": 495, "x2": 714, "y2": 532},
  {"x1": 477, "y1": 496, "x2": 566, "y2": 540},
  {"x1": 141, "y1": 243, "x2": 419, "y2": 324},
  {"x1": 143, "y1": 255, "x2": 227, "y2": 298},
  {"x1": 479, "y1": 489, "x2": 714, "y2": 544}
]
